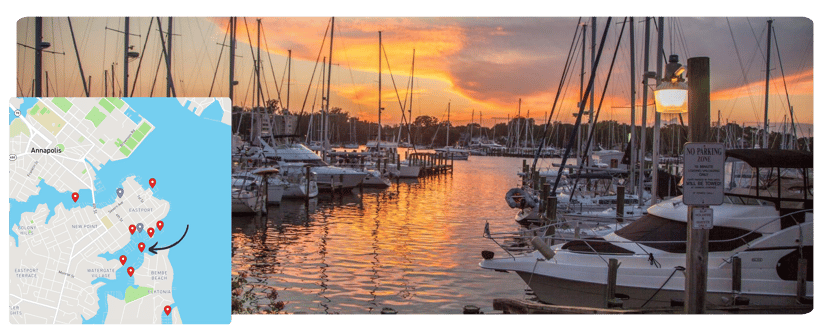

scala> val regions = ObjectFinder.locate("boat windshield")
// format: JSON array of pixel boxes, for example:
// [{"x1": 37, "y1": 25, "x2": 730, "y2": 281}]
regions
[
  {"x1": 724, "y1": 158, "x2": 812, "y2": 208},
  {"x1": 614, "y1": 214, "x2": 762, "y2": 253}
]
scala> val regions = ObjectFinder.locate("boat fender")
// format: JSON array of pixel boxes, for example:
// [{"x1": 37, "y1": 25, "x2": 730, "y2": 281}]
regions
[
  {"x1": 505, "y1": 188, "x2": 539, "y2": 209},
  {"x1": 531, "y1": 236, "x2": 555, "y2": 260}
]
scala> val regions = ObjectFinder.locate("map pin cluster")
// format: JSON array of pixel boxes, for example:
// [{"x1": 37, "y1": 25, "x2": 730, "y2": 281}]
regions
[
  {"x1": 149, "y1": 178, "x2": 156, "y2": 188},
  {"x1": 129, "y1": 224, "x2": 136, "y2": 235},
  {"x1": 119, "y1": 255, "x2": 127, "y2": 265},
  {"x1": 156, "y1": 221, "x2": 164, "y2": 231},
  {"x1": 164, "y1": 305, "x2": 171, "y2": 316},
  {"x1": 136, "y1": 223, "x2": 144, "y2": 233},
  {"x1": 147, "y1": 228, "x2": 155, "y2": 238},
  {"x1": 116, "y1": 188, "x2": 124, "y2": 198},
  {"x1": 71, "y1": 192, "x2": 79, "y2": 203},
  {"x1": 127, "y1": 267, "x2": 135, "y2": 277},
  {"x1": 138, "y1": 242, "x2": 145, "y2": 252}
]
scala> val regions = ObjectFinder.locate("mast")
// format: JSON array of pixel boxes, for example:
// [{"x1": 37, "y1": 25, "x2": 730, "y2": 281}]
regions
[
  {"x1": 378, "y1": 31, "x2": 382, "y2": 146},
  {"x1": 166, "y1": 17, "x2": 173, "y2": 97},
  {"x1": 763, "y1": 19, "x2": 773, "y2": 148},
  {"x1": 638, "y1": 17, "x2": 651, "y2": 206},
  {"x1": 67, "y1": 18, "x2": 89, "y2": 97},
  {"x1": 446, "y1": 102, "x2": 451, "y2": 147},
  {"x1": 287, "y1": 49, "x2": 291, "y2": 111},
  {"x1": 579, "y1": 22, "x2": 586, "y2": 159},
  {"x1": 123, "y1": 17, "x2": 130, "y2": 97},
  {"x1": 35, "y1": 17, "x2": 43, "y2": 97},
  {"x1": 324, "y1": 17, "x2": 334, "y2": 159},
  {"x1": 629, "y1": 16, "x2": 636, "y2": 193},
  {"x1": 588, "y1": 17, "x2": 596, "y2": 162},
  {"x1": 651, "y1": 17, "x2": 664, "y2": 206},
  {"x1": 228, "y1": 17, "x2": 236, "y2": 102}
]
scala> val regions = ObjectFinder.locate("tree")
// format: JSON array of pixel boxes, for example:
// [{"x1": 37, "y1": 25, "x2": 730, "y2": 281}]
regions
[{"x1": 414, "y1": 115, "x2": 438, "y2": 128}]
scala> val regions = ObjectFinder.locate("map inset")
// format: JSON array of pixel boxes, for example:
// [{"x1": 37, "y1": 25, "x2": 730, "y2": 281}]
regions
[{"x1": 8, "y1": 98, "x2": 231, "y2": 324}]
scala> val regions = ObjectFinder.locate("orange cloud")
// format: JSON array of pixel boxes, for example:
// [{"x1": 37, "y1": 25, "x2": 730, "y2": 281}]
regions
[{"x1": 711, "y1": 69, "x2": 813, "y2": 100}]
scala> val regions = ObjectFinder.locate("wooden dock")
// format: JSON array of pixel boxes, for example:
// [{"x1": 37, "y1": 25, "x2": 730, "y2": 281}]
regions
[
  {"x1": 492, "y1": 298, "x2": 813, "y2": 314},
  {"x1": 406, "y1": 152, "x2": 453, "y2": 176}
]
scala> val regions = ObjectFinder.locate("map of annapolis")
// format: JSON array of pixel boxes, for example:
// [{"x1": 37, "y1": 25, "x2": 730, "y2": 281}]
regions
[{"x1": 8, "y1": 97, "x2": 231, "y2": 324}]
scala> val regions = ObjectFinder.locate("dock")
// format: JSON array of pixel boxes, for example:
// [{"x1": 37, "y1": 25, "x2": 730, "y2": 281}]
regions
[{"x1": 492, "y1": 298, "x2": 813, "y2": 314}]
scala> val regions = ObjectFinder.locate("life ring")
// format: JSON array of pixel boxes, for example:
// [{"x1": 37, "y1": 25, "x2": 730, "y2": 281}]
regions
[{"x1": 505, "y1": 188, "x2": 539, "y2": 209}]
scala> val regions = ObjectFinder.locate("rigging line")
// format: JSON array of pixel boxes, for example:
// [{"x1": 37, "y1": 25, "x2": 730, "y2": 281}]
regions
[
  {"x1": 294, "y1": 19, "x2": 331, "y2": 136},
  {"x1": 335, "y1": 25, "x2": 364, "y2": 116},
  {"x1": 261, "y1": 24, "x2": 284, "y2": 108},
  {"x1": 278, "y1": 54, "x2": 288, "y2": 105},
  {"x1": 772, "y1": 26, "x2": 799, "y2": 146},
  {"x1": 530, "y1": 16, "x2": 583, "y2": 172},
  {"x1": 154, "y1": 17, "x2": 176, "y2": 97},
  {"x1": 129, "y1": 18, "x2": 155, "y2": 97},
  {"x1": 726, "y1": 18, "x2": 760, "y2": 123},
  {"x1": 568, "y1": 16, "x2": 628, "y2": 204},
  {"x1": 149, "y1": 48, "x2": 164, "y2": 97},
  {"x1": 550, "y1": 17, "x2": 613, "y2": 197},
  {"x1": 381, "y1": 43, "x2": 412, "y2": 129},
  {"x1": 207, "y1": 19, "x2": 230, "y2": 97}
]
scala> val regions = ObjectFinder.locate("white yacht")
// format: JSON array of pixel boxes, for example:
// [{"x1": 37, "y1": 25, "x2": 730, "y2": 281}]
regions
[
  {"x1": 277, "y1": 162, "x2": 319, "y2": 199},
  {"x1": 264, "y1": 141, "x2": 366, "y2": 192},
  {"x1": 482, "y1": 149, "x2": 813, "y2": 309},
  {"x1": 365, "y1": 140, "x2": 422, "y2": 178},
  {"x1": 434, "y1": 147, "x2": 470, "y2": 160},
  {"x1": 232, "y1": 168, "x2": 290, "y2": 204},
  {"x1": 231, "y1": 188, "x2": 263, "y2": 214}
]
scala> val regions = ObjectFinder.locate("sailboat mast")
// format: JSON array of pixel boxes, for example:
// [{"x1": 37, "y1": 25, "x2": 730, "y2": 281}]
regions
[
  {"x1": 324, "y1": 17, "x2": 334, "y2": 158},
  {"x1": 123, "y1": 17, "x2": 129, "y2": 97},
  {"x1": 447, "y1": 102, "x2": 451, "y2": 147},
  {"x1": 628, "y1": 16, "x2": 636, "y2": 193},
  {"x1": 287, "y1": 49, "x2": 291, "y2": 111},
  {"x1": 34, "y1": 17, "x2": 43, "y2": 97},
  {"x1": 229, "y1": 17, "x2": 236, "y2": 102},
  {"x1": 378, "y1": 31, "x2": 382, "y2": 145},
  {"x1": 588, "y1": 17, "x2": 596, "y2": 162},
  {"x1": 166, "y1": 17, "x2": 173, "y2": 97},
  {"x1": 763, "y1": 19, "x2": 773, "y2": 148},
  {"x1": 638, "y1": 17, "x2": 651, "y2": 206},
  {"x1": 651, "y1": 17, "x2": 664, "y2": 206}
]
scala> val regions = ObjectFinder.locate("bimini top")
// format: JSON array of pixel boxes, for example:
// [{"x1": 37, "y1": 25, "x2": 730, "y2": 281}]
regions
[{"x1": 725, "y1": 149, "x2": 813, "y2": 169}]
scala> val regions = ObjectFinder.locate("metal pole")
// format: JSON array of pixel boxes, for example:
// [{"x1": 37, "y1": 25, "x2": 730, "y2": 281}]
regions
[
  {"x1": 651, "y1": 17, "x2": 664, "y2": 206},
  {"x1": 763, "y1": 19, "x2": 772, "y2": 149},
  {"x1": 35, "y1": 17, "x2": 43, "y2": 97},
  {"x1": 638, "y1": 18, "x2": 650, "y2": 206},
  {"x1": 378, "y1": 31, "x2": 382, "y2": 145},
  {"x1": 124, "y1": 17, "x2": 129, "y2": 97},
  {"x1": 579, "y1": 23, "x2": 585, "y2": 160},
  {"x1": 167, "y1": 17, "x2": 173, "y2": 97},
  {"x1": 287, "y1": 49, "x2": 291, "y2": 111},
  {"x1": 685, "y1": 56, "x2": 711, "y2": 314},
  {"x1": 628, "y1": 17, "x2": 636, "y2": 193},
  {"x1": 324, "y1": 17, "x2": 334, "y2": 160},
  {"x1": 67, "y1": 18, "x2": 89, "y2": 97},
  {"x1": 229, "y1": 17, "x2": 236, "y2": 102},
  {"x1": 588, "y1": 17, "x2": 596, "y2": 162}
]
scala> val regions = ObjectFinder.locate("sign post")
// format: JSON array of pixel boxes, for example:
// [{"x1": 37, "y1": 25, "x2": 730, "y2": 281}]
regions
[{"x1": 682, "y1": 142, "x2": 724, "y2": 313}]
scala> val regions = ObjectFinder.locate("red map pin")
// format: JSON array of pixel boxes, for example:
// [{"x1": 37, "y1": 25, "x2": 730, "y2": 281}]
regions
[
  {"x1": 149, "y1": 178, "x2": 156, "y2": 188},
  {"x1": 71, "y1": 192, "x2": 79, "y2": 203},
  {"x1": 129, "y1": 224, "x2": 136, "y2": 235},
  {"x1": 147, "y1": 227, "x2": 155, "y2": 238},
  {"x1": 164, "y1": 305, "x2": 171, "y2": 316},
  {"x1": 138, "y1": 242, "x2": 145, "y2": 252},
  {"x1": 119, "y1": 255, "x2": 127, "y2": 265},
  {"x1": 156, "y1": 221, "x2": 164, "y2": 231},
  {"x1": 127, "y1": 267, "x2": 135, "y2": 277}
]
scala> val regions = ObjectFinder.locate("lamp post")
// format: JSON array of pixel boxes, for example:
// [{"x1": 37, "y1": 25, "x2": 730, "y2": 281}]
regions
[{"x1": 651, "y1": 54, "x2": 688, "y2": 205}]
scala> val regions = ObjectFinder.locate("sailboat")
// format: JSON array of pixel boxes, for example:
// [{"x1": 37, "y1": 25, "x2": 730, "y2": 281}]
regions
[{"x1": 434, "y1": 102, "x2": 470, "y2": 160}]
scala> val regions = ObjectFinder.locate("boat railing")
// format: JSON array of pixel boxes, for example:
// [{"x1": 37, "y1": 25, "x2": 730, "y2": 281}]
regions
[{"x1": 485, "y1": 208, "x2": 812, "y2": 265}]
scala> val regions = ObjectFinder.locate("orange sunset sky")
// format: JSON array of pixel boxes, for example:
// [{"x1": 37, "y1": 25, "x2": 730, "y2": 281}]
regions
[{"x1": 16, "y1": 17, "x2": 813, "y2": 130}]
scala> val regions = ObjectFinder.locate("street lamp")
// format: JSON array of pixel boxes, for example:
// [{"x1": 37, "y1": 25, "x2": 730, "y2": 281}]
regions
[{"x1": 654, "y1": 55, "x2": 688, "y2": 114}]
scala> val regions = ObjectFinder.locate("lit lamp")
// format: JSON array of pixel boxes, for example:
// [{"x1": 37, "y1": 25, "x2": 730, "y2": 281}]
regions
[{"x1": 654, "y1": 55, "x2": 688, "y2": 114}]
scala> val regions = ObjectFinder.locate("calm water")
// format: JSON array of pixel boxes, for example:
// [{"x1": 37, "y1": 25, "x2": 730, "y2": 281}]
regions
[{"x1": 232, "y1": 155, "x2": 566, "y2": 314}]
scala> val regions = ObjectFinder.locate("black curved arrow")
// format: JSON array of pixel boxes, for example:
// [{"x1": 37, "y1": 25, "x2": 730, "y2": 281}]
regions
[{"x1": 148, "y1": 224, "x2": 189, "y2": 255}]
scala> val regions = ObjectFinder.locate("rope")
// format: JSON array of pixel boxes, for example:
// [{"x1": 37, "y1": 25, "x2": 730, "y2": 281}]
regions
[{"x1": 641, "y1": 266, "x2": 684, "y2": 308}]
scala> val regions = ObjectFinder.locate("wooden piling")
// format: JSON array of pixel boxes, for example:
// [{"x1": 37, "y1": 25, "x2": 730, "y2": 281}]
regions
[
  {"x1": 606, "y1": 258, "x2": 621, "y2": 307},
  {"x1": 732, "y1": 257, "x2": 742, "y2": 293},
  {"x1": 616, "y1": 185, "x2": 625, "y2": 222}
]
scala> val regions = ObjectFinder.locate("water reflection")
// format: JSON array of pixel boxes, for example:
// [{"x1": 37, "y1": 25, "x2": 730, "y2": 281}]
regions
[{"x1": 232, "y1": 156, "x2": 551, "y2": 314}]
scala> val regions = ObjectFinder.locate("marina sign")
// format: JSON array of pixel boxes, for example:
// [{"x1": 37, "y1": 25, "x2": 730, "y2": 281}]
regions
[{"x1": 683, "y1": 143, "x2": 725, "y2": 206}]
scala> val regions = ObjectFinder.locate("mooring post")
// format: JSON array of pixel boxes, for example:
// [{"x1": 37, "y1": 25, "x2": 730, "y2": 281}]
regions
[
  {"x1": 616, "y1": 185, "x2": 625, "y2": 222},
  {"x1": 305, "y1": 166, "x2": 311, "y2": 201},
  {"x1": 606, "y1": 258, "x2": 622, "y2": 308},
  {"x1": 685, "y1": 56, "x2": 711, "y2": 314},
  {"x1": 540, "y1": 183, "x2": 550, "y2": 216},
  {"x1": 731, "y1": 257, "x2": 742, "y2": 295},
  {"x1": 797, "y1": 258, "x2": 808, "y2": 303}
]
